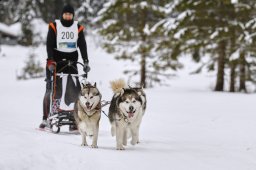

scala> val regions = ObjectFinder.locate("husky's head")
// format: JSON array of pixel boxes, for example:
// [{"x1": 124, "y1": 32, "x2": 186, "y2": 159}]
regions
[
  {"x1": 129, "y1": 86, "x2": 146, "y2": 109},
  {"x1": 79, "y1": 82, "x2": 101, "y2": 114},
  {"x1": 118, "y1": 88, "x2": 142, "y2": 119}
]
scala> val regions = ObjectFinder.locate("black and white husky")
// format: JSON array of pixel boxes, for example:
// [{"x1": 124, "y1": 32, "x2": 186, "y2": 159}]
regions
[
  {"x1": 108, "y1": 79, "x2": 146, "y2": 150},
  {"x1": 129, "y1": 86, "x2": 147, "y2": 116},
  {"x1": 74, "y1": 83, "x2": 101, "y2": 148}
]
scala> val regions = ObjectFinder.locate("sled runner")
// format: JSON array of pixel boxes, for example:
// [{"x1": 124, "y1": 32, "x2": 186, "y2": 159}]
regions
[{"x1": 47, "y1": 60, "x2": 87, "y2": 133}]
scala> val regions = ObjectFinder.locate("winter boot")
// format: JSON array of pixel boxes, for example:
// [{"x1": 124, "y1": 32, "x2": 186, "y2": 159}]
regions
[{"x1": 39, "y1": 120, "x2": 48, "y2": 129}]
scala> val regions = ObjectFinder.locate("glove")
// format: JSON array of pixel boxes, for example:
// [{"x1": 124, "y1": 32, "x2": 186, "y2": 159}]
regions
[
  {"x1": 83, "y1": 61, "x2": 90, "y2": 73},
  {"x1": 47, "y1": 59, "x2": 56, "y2": 72}
]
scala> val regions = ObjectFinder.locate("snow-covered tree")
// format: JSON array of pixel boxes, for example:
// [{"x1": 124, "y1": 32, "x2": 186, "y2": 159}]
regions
[
  {"x1": 36, "y1": 0, "x2": 65, "y2": 22},
  {"x1": 19, "y1": 0, "x2": 36, "y2": 46},
  {"x1": 157, "y1": 0, "x2": 256, "y2": 92},
  {"x1": 96, "y1": 0, "x2": 170, "y2": 88},
  {"x1": 0, "y1": 0, "x2": 21, "y2": 24},
  {"x1": 76, "y1": 0, "x2": 108, "y2": 28},
  {"x1": 17, "y1": 51, "x2": 44, "y2": 80},
  {"x1": 229, "y1": 0, "x2": 256, "y2": 92}
]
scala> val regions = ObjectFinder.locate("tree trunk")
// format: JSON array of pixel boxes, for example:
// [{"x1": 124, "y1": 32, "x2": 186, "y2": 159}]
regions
[
  {"x1": 214, "y1": 40, "x2": 226, "y2": 91},
  {"x1": 140, "y1": 52, "x2": 146, "y2": 88},
  {"x1": 239, "y1": 51, "x2": 247, "y2": 92},
  {"x1": 229, "y1": 60, "x2": 237, "y2": 92},
  {"x1": 229, "y1": 27, "x2": 237, "y2": 93},
  {"x1": 139, "y1": 6, "x2": 147, "y2": 88}
]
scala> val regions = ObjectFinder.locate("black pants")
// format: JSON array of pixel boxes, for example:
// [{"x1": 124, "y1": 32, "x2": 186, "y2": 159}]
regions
[{"x1": 43, "y1": 67, "x2": 55, "y2": 120}]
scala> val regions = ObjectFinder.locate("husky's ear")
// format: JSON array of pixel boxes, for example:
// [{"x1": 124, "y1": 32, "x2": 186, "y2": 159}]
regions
[
  {"x1": 120, "y1": 88, "x2": 125, "y2": 96},
  {"x1": 94, "y1": 82, "x2": 97, "y2": 87}
]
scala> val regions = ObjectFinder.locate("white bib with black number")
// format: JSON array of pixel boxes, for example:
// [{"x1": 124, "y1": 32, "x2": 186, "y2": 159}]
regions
[{"x1": 55, "y1": 19, "x2": 78, "y2": 52}]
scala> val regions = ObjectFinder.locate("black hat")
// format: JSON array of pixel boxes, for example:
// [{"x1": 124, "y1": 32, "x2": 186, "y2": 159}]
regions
[{"x1": 62, "y1": 4, "x2": 74, "y2": 15}]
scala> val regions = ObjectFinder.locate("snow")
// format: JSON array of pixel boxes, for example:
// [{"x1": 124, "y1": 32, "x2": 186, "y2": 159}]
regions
[
  {"x1": 151, "y1": 19, "x2": 166, "y2": 32},
  {"x1": 231, "y1": 0, "x2": 238, "y2": 4},
  {"x1": 0, "y1": 36, "x2": 256, "y2": 170},
  {"x1": 174, "y1": 28, "x2": 186, "y2": 39},
  {"x1": 99, "y1": 19, "x2": 117, "y2": 30},
  {"x1": 140, "y1": 1, "x2": 148, "y2": 8},
  {"x1": 210, "y1": 30, "x2": 219, "y2": 39},
  {"x1": 31, "y1": 19, "x2": 48, "y2": 43},
  {"x1": 0, "y1": 22, "x2": 20, "y2": 37},
  {"x1": 165, "y1": 0, "x2": 181, "y2": 14},
  {"x1": 230, "y1": 49, "x2": 240, "y2": 61},
  {"x1": 97, "y1": 0, "x2": 117, "y2": 16},
  {"x1": 143, "y1": 24, "x2": 150, "y2": 35}
]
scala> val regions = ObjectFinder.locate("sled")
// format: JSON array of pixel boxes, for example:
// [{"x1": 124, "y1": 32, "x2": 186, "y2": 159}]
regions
[{"x1": 47, "y1": 60, "x2": 87, "y2": 133}]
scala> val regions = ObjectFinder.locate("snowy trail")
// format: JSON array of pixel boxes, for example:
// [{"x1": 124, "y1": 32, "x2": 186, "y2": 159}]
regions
[{"x1": 0, "y1": 41, "x2": 256, "y2": 170}]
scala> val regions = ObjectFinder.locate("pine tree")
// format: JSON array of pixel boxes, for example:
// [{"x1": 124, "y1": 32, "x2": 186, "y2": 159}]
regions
[
  {"x1": 220, "y1": 0, "x2": 256, "y2": 92},
  {"x1": 0, "y1": 0, "x2": 21, "y2": 24},
  {"x1": 17, "y1": 52, "x2": 44, "y2": 80},
  {"x1": 96, "y1": 0, "x2": 169, "y2": 88},
  {"x1": 20, "y1": 0, "x2": 36, "y2": 46},
  {"x1": 157, "y1": 1, "x2": 256, "y2": 92},
  {"x1": 76, "y1": 0, "x2": 108, "y2": 27},
  {"x1": 36, "y1": 0, "x2": 62, "y2": 22}
]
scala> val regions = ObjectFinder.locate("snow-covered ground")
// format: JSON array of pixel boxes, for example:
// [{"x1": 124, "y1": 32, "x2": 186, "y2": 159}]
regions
[{"x1": 0, "y1": 37, "x2": 256, "y2": 170}]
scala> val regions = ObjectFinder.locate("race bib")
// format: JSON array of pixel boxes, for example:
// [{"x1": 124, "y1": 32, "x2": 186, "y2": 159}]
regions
[{"x1": 55, "y1": 20, "x2": 78, "y2": 52}]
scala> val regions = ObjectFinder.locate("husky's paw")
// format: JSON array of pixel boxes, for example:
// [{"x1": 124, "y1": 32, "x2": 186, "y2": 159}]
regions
[
  {"x1": 116, "y1": 146, "x2": 125, "y2": 150},
  {"x1": 131, "y1": 140, "x2": 138, "y2": 145},
  {"x1": 81, "y1": 143, "x2": 88, "y2": 146},
  {"x1": 91, "y1": 144, "x2": 98, "y2": 148}
]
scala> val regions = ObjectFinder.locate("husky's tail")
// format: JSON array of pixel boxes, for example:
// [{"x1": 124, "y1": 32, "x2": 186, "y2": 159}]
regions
[{"x1": 110, "y1": 79, "x2": 127, "y2": 94}]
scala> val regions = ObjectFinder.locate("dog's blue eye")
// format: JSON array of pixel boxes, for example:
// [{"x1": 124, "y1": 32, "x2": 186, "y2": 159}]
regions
[
  {"x1": 90, "y1": 96, "x2": 93, "y2": 99},
  {"x1": 132, "y1": 100, "x2": 136, "y2": 103},
  {"x1": 125, "y1": 101, "x2": 129, "y2": 104}
]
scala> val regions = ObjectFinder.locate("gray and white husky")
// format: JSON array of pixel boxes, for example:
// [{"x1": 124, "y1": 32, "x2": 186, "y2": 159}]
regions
[
  {"x1": 108, "y1": 79, "x2": 146, "y2": 150},
  {"x1": 74, "y1": 83, "x2": 101, "y2": 148}
]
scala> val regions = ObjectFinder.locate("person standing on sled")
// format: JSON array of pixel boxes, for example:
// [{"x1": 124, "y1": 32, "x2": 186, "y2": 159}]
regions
[{"x1": 39, "y1": 4, "x2": 90, "y2": 129}]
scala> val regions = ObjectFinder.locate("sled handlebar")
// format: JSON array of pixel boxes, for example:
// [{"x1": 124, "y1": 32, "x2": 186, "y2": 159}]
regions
[
  {"x1": 50, "y1": 60, "x2": 88, "y2": 78},
  {"x1": 55, "y1": 73, "x2": 86, "y2": 78}
]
